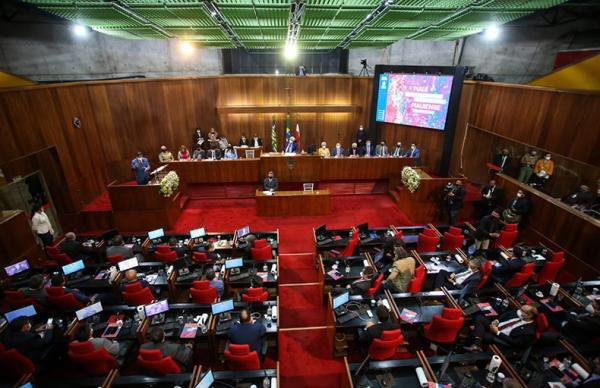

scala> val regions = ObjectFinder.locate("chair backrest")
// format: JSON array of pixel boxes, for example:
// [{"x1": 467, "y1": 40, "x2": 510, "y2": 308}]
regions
[
  {"x1": 416, "y1": 234, "x2": 439, "y2": 253},
  {"x1": 190, "y1": 285, "x2": 218, "y2": 304},
  {"x1": 441, "y1": 307, "x2": 463, "y2": 320},
  {"x1": 155, "y1": 245, "x2": 171, "y2": 253},
  {"x1": 52, "y1": 253, "x2": 73, "y2": 265},
  {"x1": 122, "y1": 287, "x2": 154, "y2": 305},
  {"x1": 250, "y1": 245, "x2": 272, "y2": 262},
  {"x1": 504, "y1": 223, "x2": 518, "y2": 232},
  {"x1": 123, "y1": 281, "x2": 144, "y2": 293},
  {"x1": 254, "y1": 239, "x2": 268, "y2": 248},
  {"x1": 46, "y1": 286, "x2": 65, "y2": 297},
  {"x1": 224, "y1": 344, "x2": 261, "y2": 370},
  {"x1": 106, "y1": 254, "x2": 124, "y2": 264},
  {"x1": 423, "y1": 228, "x2": 438, "y2": 237},
  {"x1": 394, "y1": 231, "x2": 404, "y2": 239},
  {"x1": 0, "y1": 347, "x2": 36, "y2": 377},
  {"x1": 46, "y1": 246, "x2": 61, "y2": 256},
  {"x1": 441, "y1": 232, "x2": 464, "y2": 251},
  {"x1": 521, "y1": 263, "x2": 536, "y2": 274},
  {"x1": 408, "y1": 266, "x2": 427, "y2": 293},
  {"x1": 424, "y1": 315, "x2": 464, "y2": 343},
  {"x1": 493, "y1": 230, "x2": 518, "y2": 248},
  {"x1": 551, "y1": 251, "x2": 564, "y2": 262},
  {"x1": 366, "y1": 273, "x2": 385, "y2": 296},
  {"x1": 155, "y1": 250, "x2": 177, "y2": 263},
  {"x1": 242, "y1": 289, "x2": 269, "y2": 303},
  {"x1": 505, "y1": 271, "x2": 533, "y2": 288},
  {"x1": 68, "y1": 341, "x2": 118, "y2": 375},
  {"x1": 448, "y1": 226, "x2": 463, "y2": 236},
  {"x1": 193, "y1": 280, "x2": 211, "y2": 290},
  {"x1": 137, "y1": 349, "x2": 182, "y2": 375},
  {"x1": 340, "y1": 238, "x2": 358, "y2": 257},
  {"x1": 47, "y1": 291, "x2": 85, "y2": 310},
  {"x1": 476, "y1": 261, "x2": 493, "y2": 291},
  {"x1": 368, "y1": 329, "x2": 404, "y2": 361},
  {"x1": 192, "y1": 251, "x2": 210, "y2": 263},
  {"x1": 536, "y1": 258, "x2": 565, "y2": 285}
]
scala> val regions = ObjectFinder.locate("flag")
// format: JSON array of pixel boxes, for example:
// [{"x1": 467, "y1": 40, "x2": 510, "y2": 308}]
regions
[
  {"x1": 284, "y1": 114, "x2": 291, "y2": 150},
  {"x1": 295, "y1": 119, "x2": 301, "y2": 151},
  {"x1": 271, "y1": 115, "x2": 277, "y2": 152}
]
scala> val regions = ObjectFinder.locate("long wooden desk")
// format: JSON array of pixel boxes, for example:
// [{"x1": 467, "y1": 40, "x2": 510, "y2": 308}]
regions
[{"x1": 255, "y1": 189, "x2": 331, "y2": 216}]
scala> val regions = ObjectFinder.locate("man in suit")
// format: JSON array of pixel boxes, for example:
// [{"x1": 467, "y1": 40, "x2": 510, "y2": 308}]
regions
[
  {"x1": 206, "y1": 146, "x2": 221, "y2": 160},
  {"x1": 229, "y1": 308, "x2": 266, "y2": 354},
  {"x1": 59, "y1": 232, "x2": 87, "y2": 261},
  {"x1": 348, "y1": 142, "x2": 360, "y2": 157},
  {"x1": 168, "y1": 237, "x2": 187, "y2": 258},
  {"x1": 50, "y1": 273, "x2": 91, "y2": 304},
  {"x1": 490, "y1": 245, "x2": 527, "y2": 283},
  {"x1": 131, "y1": 151, "x2": 151, "y2": 185},
  {"x1": 480, "y1": 180, "x2": 502, "y2": 216},
  {"x1": 391, "y1": 142, "x2": 404, "y2": 157},
  {"x1": 141, "y1": 326, "x2": 193, "y2": 370},
  {"x1": 502, "y1": 190, "x2": 530, "y2": 223},
  {"x1": 443, "y1": 180, "x2": 465, "y2": 225},
  {"x1": 464, "y1": 305, "x2": 538, "y2": 351},
  {"x1": 73, "y1": 322, "x2": 121, "y2": 361},
  {"x1": 360, "y1": 140, "x2": 375, "y2": 157},
  {"x1": 263, "y1": 171, "x2": 279, "y2": 192},
  {"x1": 554, "y1": 301, "x2": 600, "y2": 344},
  {"x1": 356, "y1": 125, "x2": 367, "y2": 147},
  {"x1": 494, "y1": 148, "x2": 511, "y2": 172},
  {"x1": 375, "y1": 140, "x2": 389, "y2": 157},
  {"x1": 357, "y1": 305, "x2": 401, "y2": 354},
  {"x1": 473, "y1": 210, "x2": 502, "y2": 251},
  {"x1": 19, "y1": 275, "x2": 49, "y2": 307},
  {"x1": 434, "y1": 258, "x2": 483, "y2": 298},
  {"x1": 284, "y1": 136, "x2": 298, "y2": 153},
  {"x1": 251, "y1": 133, "x2": 262, "y2": 147},
  {"x1": 239, "y1": 134, "x2": 250, "y2": 147},
  {"x1": 404, "y1": 143, "x2": 420, "y2": 158},
  {"x1": 332, "y1": 142, "x2": 344, "y2": 158},
  {"x1": 106, "y1": 235, "x2": 140, "y2": 260},
  {"x1": 562, "y1": 185, "x2": 594, "y2": 209},
  {"x1": 348, "y1": 266, "x2": 375, "y2": 296},
  {"x1": 2, "y1": 316, "x2": 54, "y2": 363}
]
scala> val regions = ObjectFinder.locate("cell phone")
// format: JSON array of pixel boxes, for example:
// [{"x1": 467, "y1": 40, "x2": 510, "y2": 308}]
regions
[{"x1": 46, "y1": 318, "x2": 53, "y2": 327}]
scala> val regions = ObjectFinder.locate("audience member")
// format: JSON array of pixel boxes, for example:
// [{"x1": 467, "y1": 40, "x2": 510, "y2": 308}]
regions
[
  {"x1": 381, "y1": 256, "x2": 416, "y2": 293},
  {"x1": 2, "y1": 316, "x2": 53, "y2": 363},
  {"x1": 443, "y1": 180, "x2": 465, "y2": 225},
  {"x1": 19, "y1": 275, "x2": 48, "y2": 307},
  {"x1": 494, "y1": 148, "x2": 511, "y2": 172},
  {"x1": 531, "y1": 153, "x2": 554, "y2": 189},
  {"x1": 73, "y1": 322, "x2": 120, "y2": 360},
  {"x1": 332, "y1": 142, "x2": 344, "y2": 158},
  {"x1": 228, "y1": 309, "x2": 266, "y2": 354},
  {"x1": 473, "y1": 209, "x2": 502, "y2": 251},
  {"x1": 141, "y1": 326, "x2": 193, "y2": 370},
  {"x1": 391, "y1": 142, "x2": 404, "y2": 157},
  {"x1": 502, "y1": 190, "x2": 530, "y2": 223},
  {"x1": 518, "y1": 150, "x2": 538, "y2": 183},
  {"x1": 348, "y1": 266, "x2": 375, "y2": 296},
  {"x1": 480, "y1": 179, "x2": 502, "y2": 216},
  {"x1": 434, "y1": 258, "x2": 482, "y2": 298},
  {"x1": 177, "y1": 145, "x2": 190, "y2": 161},
  {"x1": 317, "y1": 142, "x2": 330, "y2": 157},
  {"x1": 131, "y1": 151, "x2": 151, "y2": 185},
  {"x1": 158, "y1": 146, "x2": 174, "y2": 162},
  {"x1": 205, "y1": 268, "x2": 224, "y2": 298},
  {"x1": 31, "y1": 204, "x2": 54, "y2": 247},
  {"x1": 357, "y1": 305, "x2": 400, "y2": 354},
  {"x1": 263, "y1": 171, "x2": 278, "y2": 192},
  {"x1": 59, "y1": 232, "x2": 86, "y2": 261}
]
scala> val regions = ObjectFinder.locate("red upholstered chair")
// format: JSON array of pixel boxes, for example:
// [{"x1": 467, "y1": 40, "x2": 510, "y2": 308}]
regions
[
  {"x1": 106, "y1": 254, "x2": 124, "y2": 264},
  {"x1": 254, "y1": 239, "x2": 268, "y2": 248},
  {"x1": 423, "y1": 310, "x2": 464, "y2": 344},
  {"x1": 329, "y1": 238, "x2": 358, "y2": 258},
  {"x1": 190, "y1": 281, "x2": 218, "y2": 304},
  {"x1": 441, "y1": 232, "x2": 464, "y2": 251},
  {"x1": 423, "y1": 228, "x2": 438, "y2": 237},
  {"x1": 535, "y1": 258, "x2": 565, "y2": 285},
  {"x1": 123, "y1": 282, "x2": 144, "y2": 293},
  {"x1": 493, "y1": 225, "x2": 518, "y2": 248},
  {"x1": 476, "y1": 261, "x2": 493, "y2": 291},
  {"x1": 46, "y1": 246, "x2": 61, "y2": 256},
  {"x1": 551, "y1": 251, "x2": 564, "y2": 262},
  {"x1": 48, "y1": 252, "x2": 73, "y2": 266},
  {"x1": 122, "y1": 287, "x2": 154, "y2": 306},
  {"x1": 155, "y1": 245, "x2": 171, "y2": 254},
  {"x1": 0, "y1": 344, "x2": 36, "y2": 378},
  {"x1": 366, "y1": 273, "x2": 385, "y2": 296},
  {"x1": 441, "y1": 307, "x2": 463, "y2": 320},
  {"x1": 224, "y1": 344, "x2": 261, "y2": 370},
  {"x1": 192, "y1": 252, "x2": 211, "y2": 263},
  {"x1": 448, "y1": 226, "x2": 463, "y2": 236},
  {"x1": 534, "y1": 313, "x2": 549, "y2": 342},
  {"x1": 137, "y1": 349, "x2": 181, "y2": 375},
  {"x1": 5, "y1": 290, "x2": 44, "y2": 311},
  {"x1": 416, "y1": 234, "x2": 439, "y2": 253},
  {"x1": 242, "y1": 287, "x2": 269, "y2": 303},
  {"x1": 251, "y1": 245, "x2": 272, "y2": 262},
  {"x1": 46, "y1": 287, "x2": 85, "y2": 310},
  {"x1": 408, "y1": 265, "x2": 427, "y2": 293},
  {"x1": 504, "y1": 223, "x2": 518, "y2": 232},
  {"x1": 505, "y1": 270, "x2": 534, "y2": 288},
  {"x1": 394, "y1": 231, "x2": 404, "y2": 239},
  {"x1": 155, "y1": 250, "x2": 177, "y2": 264},
  {"x1": 68, "y1": 341, "x2": 118, "y2": 375},
  {"x1": 368, "y1": 329, "x2": 405, "y2": 361}
]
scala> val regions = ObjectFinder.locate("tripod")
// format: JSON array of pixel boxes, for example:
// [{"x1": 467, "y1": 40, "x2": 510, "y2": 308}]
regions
[{"x1": 359, "y1": 63, "x2": 370, "y2": 76}]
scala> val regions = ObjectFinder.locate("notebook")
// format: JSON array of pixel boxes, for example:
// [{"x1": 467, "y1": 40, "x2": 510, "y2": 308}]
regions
[{"x1": 399, "y1": 308, "x2": 418, "y2": 324}]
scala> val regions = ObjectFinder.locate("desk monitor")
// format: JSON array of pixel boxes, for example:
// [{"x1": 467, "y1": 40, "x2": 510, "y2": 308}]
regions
[
  {"x1": 356, "y1": 222, "x2": 369, "y2": 235},
  {"x1": 5, "y1": 305, "x2": 37, "y2": 323},
  {"x1": 236, "y1": 226, "x2": 250, "y2": 238},
  {"x1": 76, "y1": 302, "x2": 103, "y2": 321},
  {"x1": 190, "y1": 227, "x2": 206, "y2": 239},
  {"x1": 5, "y1": 259, "x2": 30, "y2": 276},
  {"x1": 225, "y1": 257, "x2": 244, "y2": 269},
  {"x1": 211, "y1": 299, "x2": 234, "y2": 315},
  {"x1": 148, "y1": 228, "x2": 164, "y2": 240},
  {"x1": 195, "y1": 369, "x2": 214, "y2": 388},
  {"x1": 118, "y1": 257, "x2": 139, "y2": 272},
  {"x1": 144, "y1": 299, "x2": 169, "y2": 317},
  {"x1": 62, "y1": 260, "x2": 85, "y2": 276},
  {"x1": 315, "y1": 224, "x2": 326, "y2": 236},
  {"x1": 332, "y1": 292, "x2": 349, "y2": 310},
  {"x1": 303, "y1": 183, "x2": 314, "y2": 192}
]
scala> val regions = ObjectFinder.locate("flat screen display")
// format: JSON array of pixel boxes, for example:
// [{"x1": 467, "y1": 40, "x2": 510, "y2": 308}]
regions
[
  {"x1": 375, "y1": 73, "x2": 454, "y2": 130},
  {"x1": 76, "y1": 302, "x2": 103, "y2": 321},
  {"x1": 62, "y1": 260, "x2": 85, "y2": 276},
  {"x1": 195, "y1": 369, "x2": 214, "y2": 388},
  {"x1": 5, "y1": 305, "x2": 37, "y2": 323},
  {"x1": 148, "y1": 228, "x2": 165, "y2": 240},
  {"x1": 144, "y1": 299, "x2": 169, "y2": 317},
  {"x1": 118, "y1": 257, "x2": 139, "y2": 272},
  {"x1": 211, "y1": 299, "x2": 234, "y2": 315},
  {"x1": 190, "y1": 228, "x2": 206, "y2": 239},
  {"x1": 333, "y1": 292, "x2": 349, "y2": 309},
  {"x1": 5, "y1": 259, "x2": 30, "y2": 276},
  {"x1": 236, "y1": 226, "x2": 250, "y2": 238},
  {"x1": 225, "y1": 258, "x2": 244, "y2": 269}
]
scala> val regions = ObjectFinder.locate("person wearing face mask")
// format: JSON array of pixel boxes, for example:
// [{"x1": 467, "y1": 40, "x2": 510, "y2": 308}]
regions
[
  {"x1": 493, "y1": 148, "x2": 511, "y2": 172},
  {"x1": 284, "y1": 136, "x2": 297, "y2": 154},
  {"x1": 158, "y1": 146, "x2": 174, "y2": 162},
  {"x1": 348, "y1": 142, "x2": 360, "y2": 157},
  {"x1": 251, "y1": 133, "x2": 262, "y2": 147},
  {"x1": 531, "y1": 153, "x2": 554, "y2": 189},
  {"x1": 551, "y1": 301, "x2": 600, "y2": 344},
  {"x1": 502, "y1": 190, "x2": 530, "y2": 223},
  {"x1": 193, "y1": 128, "x2": 203, "y2": 147},
  {"x1": 239, "y1": 134, "x2": 249, "y2": 147},
  {"x1": 480, "y1": 179, "x2": 502, "y2": 216},
  {"x1": 404, "y1": 143, "x2": 420, "y2": 158},
  {"x1": 518, "y1": 150, "x2": 538, "y2": 183},
  {"x1": 463, "y1": 305, "x2": 538, "y2": 352},
  {"x1": 131, "y1": 151, "x2": 151, "y2": 185},
  {"x1": 263, "y1": 171, "x2": 278, "y2": 192},
  {"x1": 434, "y1": 258, "x2": 482, "y2": 297},
  {"x1": 356, "y1": 125, "x2": 367, "y2": 147},
  {"x1": 375, "y1": 140, "x2": 389, "y2": 157},
  {"x1": 562, "y1": 185, "x2": 594, "y2": 210},
  {"x1": 317, "y1": 142, "x2": 330, "y2": 157},
  {"x1": 332, "y1": 142, "x2": 344, "y2": 158},
  {"x1": 360, "y1": 139, "x2": 375, "y2": 157},
  {"x1": 391, "y1": 142, "x2": 404, "y2": 157}
]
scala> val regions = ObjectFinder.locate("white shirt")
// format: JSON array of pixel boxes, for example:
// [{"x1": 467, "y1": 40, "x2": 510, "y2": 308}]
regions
[
  {"x1": 32, "y1": 211, "x2": 53, "y2": 235},
  {"x1": 454, "y1": 269, "x2": 473, "y2": 285},
  {"x1": 497, "y1": 317, "x2": 531, "y2": 336}
]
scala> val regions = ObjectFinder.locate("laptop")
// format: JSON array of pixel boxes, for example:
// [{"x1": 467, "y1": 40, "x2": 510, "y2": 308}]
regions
[
  {"x1": 118, "y1": 257, "x2": 139, "y2": 272},
  {"x1": 148, "y1": 228, "x2": 164, "y2": 241},
  {"x1": 76, "y1": 302, "x2": 103, "y2": 321},
  {"x1": 236, "y1": 226, "x2": 250, "y2": 238},
  {"x1": 62, "y1": 260, "x2": 85, "y2": 276},
  {"x1": 196, "y1": 369, "x2": 215, "y2": 388},
  {"x1": 4, "y1": 259, "x2": 30, "y2": 277},
  {"x1": 5, "y1": 305, "x2": 37, "y2": 323},
  {"x1": 225, "y1": 257, "x2": 244, "y2": 269},
  {"x1": 190, "y1": 228, "x2": 206, "y2": 239}
]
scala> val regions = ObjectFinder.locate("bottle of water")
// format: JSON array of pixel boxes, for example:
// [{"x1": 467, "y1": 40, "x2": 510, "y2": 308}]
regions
[
  {"x1": 267, "y1": 305, "x2": 272, "y2": 316},
  {"x1": 263, "y1": 263, "x2": 268, "y2": 272},
  {"x1": 345, "y1": 264, "x2": 351, "y2": 274}
]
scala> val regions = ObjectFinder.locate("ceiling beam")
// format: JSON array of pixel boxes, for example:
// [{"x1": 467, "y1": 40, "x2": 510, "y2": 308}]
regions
[
  {"x1": 337, "y1": 0, "x2": 395, "y2": 49},
  {"x1": 201, "y1": 1, "x2": 245, "y2": 49},
  {"x1": 286, "y1": 0, "x2": 305, "y2": 47},
  {"x1": 108, "y1": 1, "x2": 174, "y2": 38}
]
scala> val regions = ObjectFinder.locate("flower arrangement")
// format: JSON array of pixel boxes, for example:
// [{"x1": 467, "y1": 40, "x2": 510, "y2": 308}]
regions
[
  {"x1": 401, "y1": 166, "x2": 421, "y2": 193},
  {"x1": 159, "y1": 171, "x2": 180, "y2": 197}
]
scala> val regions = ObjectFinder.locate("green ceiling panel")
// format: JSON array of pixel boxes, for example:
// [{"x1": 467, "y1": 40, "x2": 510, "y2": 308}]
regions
[{"x1": 24, "y1": 0, "x2": 568, "y2": 49}]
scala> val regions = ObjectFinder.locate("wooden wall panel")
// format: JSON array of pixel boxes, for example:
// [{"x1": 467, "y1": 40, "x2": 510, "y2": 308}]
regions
[{"x1": 378, "y1": 123, "x2": 445, "y2": 172}]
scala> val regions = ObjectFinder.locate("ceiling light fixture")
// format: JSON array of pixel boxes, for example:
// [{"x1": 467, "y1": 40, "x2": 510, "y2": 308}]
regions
[
  {"x1": 484, "y1": 26, "x2": 500, "y2": 39},
  {"x1": 72, "y1": 24, "x2": 89, "y2": 38},
  {"x1": 179, "y1": 41, "x2": 194, "y2": 56}
]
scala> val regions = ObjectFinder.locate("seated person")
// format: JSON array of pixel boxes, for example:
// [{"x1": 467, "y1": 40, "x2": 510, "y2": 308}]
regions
[
  {"x1": 490, "y1": 245, "x2": 527, "y2": 284},
  {"x1": 317, "y1": 142, "x2": 330, "y2": 157},
  {"x1": 158, "y1": 146, "x2": 174, "y2": 162},
  {"x1": 375, "y1": 140, "x2": 388, "y2": 157},
  {"x1": 107, "y1": 235, "x2": 135, "y2": 259},
  {"x1": 50, "y1": 273, "x2": 91, "y2": 304},
  {"x1": 2, "y1": 316, "x2": 54, "y2": 363},
  {"x1": 284, "y1": 136, "x2": 297, "y2": 153},
  {"x1": 553, "y1": 300, "x2": 600, "y2": 344},
  {"x1": 178, "y1": 145, "x2": 190, "y2": 161},
  {"x1": 357, "y1": 305, "x2": 401, "y2": 354},
  {"x1": 360, "y1": 140, "x2": 375, "y2": 157},
  {"x1": 19, "y1": 274, "x2": 49, "y2": 307},
  {"x1": 348, "y1": 266, "x2": 376, "y2": 296},
  {"x1": 119, "y1": 269, "x2": 151, "y2": 293},
  {"x1": 168, "y1": 237, "x2": 187, "y2": 258},
  {"x1": 348, "y1": 142, "x2": 360, "y2": 157},
  {"x1": 404, "y1": 143, "x2": 420, "y2": 158},
  {"x1": 433, "y1": 258, "x2": 482, "y2": 297},
  {"x1": 73, "y1": 322, "x2": 121, "y2": 361},
  {"x1": 332, "y1": 143, "x2": 344, "y2": 158},
  {"x1": 263, "y1": 171, "x2": 278, "y2": 192},
  {"x1": 582, "y1": 356, "x2": 600, "y2": 387},
  {"x1": 381, "y1": 255, "x2": 416, "y2": 293},
  {"x1": 194, "y1": 241, "x2": 219, "y2": 261},
  {"x1": 223, "y1": 145, "x2": 237, "y2": 159},
  {"x1": 218, "y1": 136, "x2": 229, "y2": 150},
  {"x1": 141, "y1": 326, "x2": 193, "y2": 370},
  {"x1": 59, "y1": 232, "x2": 86, "y2": 261},
  {"x1": 239, "y1": 134, "x2": 250, "y2": 147},
  {"x1": 207, "y1": 128, "x2": 218, "y2": 141},
  {"x1": 391, "y1": 142, "x2": 404, "y2": 157},
  {"x1": 502, "y1": 190, "x2": 530, "y2": 223},
  {"x1": 562, "y1": 185, "x2": 594, "y2": 209},
  {"x1": 229, "y1": 308, "x2": 266, "y2": 354},
  {"x1": 205, "y1": 268, "x2": 224, "y2": 298},
  {"x1": 251, "y1": 133, "x2": 262, "y2": 147},
  {"x1": 192, "y1": 146, "x2": 205, "y2": 160},
  {"x1": 206, "y1": 146, "x2": 221, "y2": 160},
  {"x1": 464, "y1": 305, "x2": 538, "y2": 351},
  {"x1": 473, "y1": 210, "x2": 502, "y2": 251}
]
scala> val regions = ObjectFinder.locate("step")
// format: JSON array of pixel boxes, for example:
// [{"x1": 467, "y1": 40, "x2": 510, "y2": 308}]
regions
[{"x1": 388, "y1": 190, "x2": 401, "y2": 204}]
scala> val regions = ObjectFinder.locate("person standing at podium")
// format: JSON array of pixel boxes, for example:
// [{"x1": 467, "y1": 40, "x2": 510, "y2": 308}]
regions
[
  {"x1": 131, "y1": 151, "x2": 151, "y2": 185},
  {"x1": 251, "y1": 133, "x2": 262, "y2": 147},
  {"x1": 263, "y1": 171, "x2": 278, "y2": 192}
]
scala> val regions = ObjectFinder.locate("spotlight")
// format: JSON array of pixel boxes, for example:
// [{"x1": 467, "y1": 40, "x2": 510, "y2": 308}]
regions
[
  {"x1": 179, "y1": 41, "x2": 194, "y2": 56},
  {"x1": 484, "y1": 26, "x2": 500, "y2": 40},
  {"x1": 275, "y1": 69, "x2": 279, "y2": 75},
  {"x1": 72, "y1": 24, "x2": 89, "y2": 38},
  {"x1": 211, "y1": 11, "x2": 217, "y2": 16},
  {"x1": 283, "y1": 43, "x2": 298, "y2": 60}
]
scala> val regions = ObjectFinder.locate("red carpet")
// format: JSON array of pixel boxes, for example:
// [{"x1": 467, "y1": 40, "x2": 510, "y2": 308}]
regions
[
  {"x1": 82, "y1": 191, "x2": 112, "y2": 211},
  {"x1": 279, "y1": 284, "x2": 327, "y2": 328},
  {"x1": 278, "y1": 253, "x2": 319, "y2": 284}
]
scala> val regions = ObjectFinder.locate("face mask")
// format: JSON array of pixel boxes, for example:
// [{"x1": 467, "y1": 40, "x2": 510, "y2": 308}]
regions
[
  {"x1": 517, "y1": 309, "x2": 523, "y2": 319},
  {"x1": 585, "y1": 304, "x2": 595, "y2": 314},
  {"x1": 411, "y1": 146, "x2": 415, "y2": 150},
  {"x1": 366, "y1": 143, "x2": 371, "y2": 146},
  {"x1": 545, "y1": 156, "x2": 551, "y2": 160},
  {"x1": 517, "y1": 193, "x2": 523, "y2": 198},
  {"x1": 397, "y1": 144, "x2": 401, "y2": 147}
]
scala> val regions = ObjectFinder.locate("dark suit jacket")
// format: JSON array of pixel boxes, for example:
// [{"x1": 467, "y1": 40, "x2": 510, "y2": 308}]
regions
[
  {"x1": 348, "y1": 147, "x2": 360, "y2": 157},
  {"x1": 481, "y1": 185, "x2": 502, "y2": 208},
  {"x1": 474, "y1": 215, "x2": 502, "y2": 240},
  {"x1": 491, "y1": 258, "x2": 526, "y2": 283},
  {"x1": 239, "y1": 138, "x2": 250, "y2": 146},
  {"x1": 141, "y1": 341, "x2": 193, "y2": 368},
  {"x1": 229, "y1": 322, "x2": 266, "y2": 353},
  {"x1": 357, "y1": 130, "x2": 367, "y2": 145},
  {"x1": 454, "y1": 270, "x2": 482, "y2": 297},
  {"x1": 251, "y1": 138, "x2": 263, "y2": 147},
  {"x1": 564, "y1": 312, "x2": 600, "y2": 342},
  {"x1": 263, "y1": 177, "x2": 279, "y2": 191},
  {"x1": 59, "y1": 240, "x2": 85, "y2": 260},
  {"x1": 391, "y1": 146, "x2": 404, "y2": 157},
  {"x1": 332, "y1": 147, "x2": 345, "y2": 157},
  {"x1": 360, "y1": 144, "x2": 375, "y2": 156},
  {"x1": 283, "y1": 141, "x2": 297, "y2": 153},
  {"x1": 494, "y1": 310, "x2": 536, "y2": 347},
  {"x1": 508, "y1": 197, "x2": 530, "y2": 215},
  {"x1": 2, "y1": 330, "x2": 53, "y2": 361},
  {"x1": 358, "y1": 320, "x2": 401, "y2": 350},
  {"x1": 446, "y1": 185, "x2": 465, "y2": 210},
  {"x1": 494, "y1": 154, "x2": 511, "y2": 171},
  {"x1": 349, "y1": 279, "x2": 372, "y2": 296}
]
